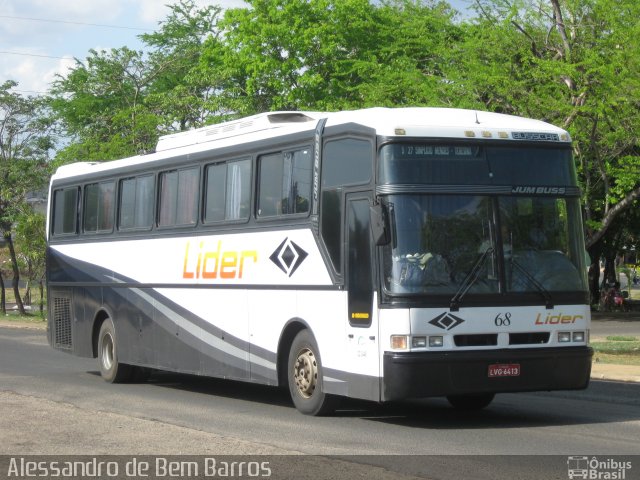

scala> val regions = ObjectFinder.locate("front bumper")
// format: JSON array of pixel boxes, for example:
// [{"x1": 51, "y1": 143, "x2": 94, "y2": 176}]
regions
[{"x1": 383, "y1": 346, "x2": 593, "y2": 401}]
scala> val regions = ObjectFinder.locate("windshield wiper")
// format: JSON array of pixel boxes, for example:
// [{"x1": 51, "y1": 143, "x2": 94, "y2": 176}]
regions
[
  {"x1": 450, "y1": 247, "x2": 494, "y2": 312},
  {"x1": 510, "y1": 258, "x2": 554, "y2": 309}
]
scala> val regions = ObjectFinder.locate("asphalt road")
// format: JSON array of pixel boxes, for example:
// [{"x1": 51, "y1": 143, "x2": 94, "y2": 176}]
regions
[{"x1": 1, "y1": 326, "x2": 639, "y2": 480}]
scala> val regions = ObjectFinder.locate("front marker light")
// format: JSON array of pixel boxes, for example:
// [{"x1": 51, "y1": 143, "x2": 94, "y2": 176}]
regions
[
  {"x1": 558, "y1": 332, "x2": 572, "y2": 343},
  {"x1": 573, "y1": 331, "x2": 585, "y2": 343},
  {"x1": 391, "y1": 335, "x2": 408, "y2": 350},
  {"x1": 429, "y1": 336, "x2": 444, "y2": 347}
]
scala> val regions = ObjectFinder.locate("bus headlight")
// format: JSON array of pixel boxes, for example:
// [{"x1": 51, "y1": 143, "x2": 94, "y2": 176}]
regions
[
  {"x1": 412, "y1": 336, "x2": 427, "y2": 348},
  {"x1": 572, "y1": 331, "x2": 585, "y2": 343},
  {"x1": 429, "y1": 336, "x2": 444, "y2": 347},
  {"x1": 558, "y1": 332, "x2": 572, "y2": 343}
]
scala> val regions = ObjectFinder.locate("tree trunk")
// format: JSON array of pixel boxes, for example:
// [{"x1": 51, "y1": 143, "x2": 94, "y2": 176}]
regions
[
  {"x1": 0, "y1": 271, "x2": 5, "y2": 315},
  {"x1": 603, "y1": 254, "x2": 617, "y2": 286},
  {"x1": 5, "y1": 233, "x2": 26, "y2": 315},
  {"x1": 38, "y1": 279, "x2": 44, "y2": 318},
  {"x1": 587, "y1": 243, "x2": 603, "y2": 307},
  {"x1": 24, "y1": 280, "x2": 31, "y2": 306}
]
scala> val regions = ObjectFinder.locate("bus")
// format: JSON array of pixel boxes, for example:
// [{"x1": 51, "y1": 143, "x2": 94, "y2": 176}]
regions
[{"x1": 46, "y1": 107, "x2": 593, "y2": 415}]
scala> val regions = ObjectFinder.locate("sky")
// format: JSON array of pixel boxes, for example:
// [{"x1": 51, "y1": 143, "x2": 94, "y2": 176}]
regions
[
  {"x1": 0, "y1": 0, "x2": 247, "y2": 95},
  {"x1": 0, "y1": 0, "x2": 471, "y2": 97}
]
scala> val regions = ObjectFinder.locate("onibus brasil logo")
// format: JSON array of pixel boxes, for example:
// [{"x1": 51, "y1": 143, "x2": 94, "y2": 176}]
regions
[{"x1": 567, "y1": 456, "x2": 632, "y2": 480}]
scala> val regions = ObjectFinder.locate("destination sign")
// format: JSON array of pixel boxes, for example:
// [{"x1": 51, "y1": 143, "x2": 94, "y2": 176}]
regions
[{"x1": 398, "y1": 145, "x2": 474, "y2": 157}]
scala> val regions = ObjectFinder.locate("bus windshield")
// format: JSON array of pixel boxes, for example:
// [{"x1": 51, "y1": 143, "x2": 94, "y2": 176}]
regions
[{"x1": 382, "y1": 194, "x2": 587, "y2": 296}]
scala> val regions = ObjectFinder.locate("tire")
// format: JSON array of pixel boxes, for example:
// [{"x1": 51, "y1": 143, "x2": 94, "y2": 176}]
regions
[
  {"x1": 447, "y1": 393, "x2": 495, "y2": 410},
  {"x1": 287, "y1": 329, "x2": 338, "y2": 416},
  {"x1": 97, "y1": 318, "x2": 132, "y2": 383}
]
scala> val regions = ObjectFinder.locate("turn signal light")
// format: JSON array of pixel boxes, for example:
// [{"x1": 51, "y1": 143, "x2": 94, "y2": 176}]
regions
[{"x1": 391, "y1": 335, "x2": 408, "y2": 350}]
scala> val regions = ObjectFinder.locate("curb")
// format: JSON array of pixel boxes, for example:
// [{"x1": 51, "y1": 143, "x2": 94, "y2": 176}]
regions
[{"x1": 591, "y1": 363, "x2": 640, "y2": 383}]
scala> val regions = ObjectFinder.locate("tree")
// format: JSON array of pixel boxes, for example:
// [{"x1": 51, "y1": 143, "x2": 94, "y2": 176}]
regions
[
  {"x1": 0, "y1": 81, "x2": 54, "y2": 314},
  {"x1": 50, "y1": 47, "x2": 160, "y2": 162},
  {"x1": 141, "y1": 0, "x2": 224, "y2": 131},
  {"x1": 51, "y1": 0, "x2": 224, "y2": 162},
  {"x1": 450, "y1": 0, "x2": 640, "y2": 303},
  {"x1": 201, "y1": 0, "x2": 460, "y2": 115},
  {"x1": 15, "y1": 211, "x2": 47, "y2": 317}
]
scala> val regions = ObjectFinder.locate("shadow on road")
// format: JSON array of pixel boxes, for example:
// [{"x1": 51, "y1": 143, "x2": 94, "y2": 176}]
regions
[{"x1": 92, "y1": 369, "x2": 640, "y2": 430}]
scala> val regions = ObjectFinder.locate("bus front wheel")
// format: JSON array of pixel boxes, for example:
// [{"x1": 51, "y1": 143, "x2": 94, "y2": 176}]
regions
[
  {"x1": 97, "y1": 318, "x2": 132, "y2": 383},
  {"x1": 287, "y1": 330, "x2": 338, "y2": 416}
]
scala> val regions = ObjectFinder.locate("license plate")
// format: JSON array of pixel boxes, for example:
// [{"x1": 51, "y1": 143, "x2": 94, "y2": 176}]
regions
[{"x1": 488, "y1": 363, "x2": 521, "y2": 377}]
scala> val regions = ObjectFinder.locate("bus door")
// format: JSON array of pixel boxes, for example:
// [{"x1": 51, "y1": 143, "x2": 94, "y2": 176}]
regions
[{"x1": 344, "y1": 195, "x2": 380, "y2": 400}]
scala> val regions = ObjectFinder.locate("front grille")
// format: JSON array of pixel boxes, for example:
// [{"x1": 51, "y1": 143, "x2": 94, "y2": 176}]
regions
[
  {"x1": 453, "y1": 334, "x2": 498, "y2": 347},
  {"x1": 53, "y1": 296, "x2": 72, "y2": 349},
  {"x1": 509, "y1": 332, "x2": 550, "y2": 345}
]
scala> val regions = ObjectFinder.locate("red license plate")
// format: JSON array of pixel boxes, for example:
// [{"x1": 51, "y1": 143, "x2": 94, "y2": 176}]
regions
[{"x1": 488, "y1": 363, "x2": 521, "y2": 377}]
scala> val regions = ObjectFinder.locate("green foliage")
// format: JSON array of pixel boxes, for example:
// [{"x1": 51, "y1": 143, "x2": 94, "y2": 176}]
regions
[
  {"x1": 0, "y1": 81, "x2": 53, "y2": 314},
  {"x1": 201, "y1": 0, "x2": 460, "y2": 115},
  {"x1": 50, "y1": 47, "x2": 160, "y2": 162},
  {"x1": 15, "y1": 211, "x2": 46, "y2": 283},
  {"x1": 0, "y1": 81, "x2": 53, "y2": 230},
  {"x1": 51, "y1": 0, "x2": 223, "y2": 163},
  {"x1": 142, "y1": 0, "x2": 224, "y2": 130}
]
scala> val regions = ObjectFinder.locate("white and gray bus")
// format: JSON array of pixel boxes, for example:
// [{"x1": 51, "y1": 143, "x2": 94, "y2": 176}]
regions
[{"x1": 46, "y1": 107, "x2": 592, "y2": 415}]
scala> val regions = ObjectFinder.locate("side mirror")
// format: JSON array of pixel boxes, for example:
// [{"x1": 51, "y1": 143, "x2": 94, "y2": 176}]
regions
[{"x1": 370, "y1": 204, "x2": 390, "y2": 246}]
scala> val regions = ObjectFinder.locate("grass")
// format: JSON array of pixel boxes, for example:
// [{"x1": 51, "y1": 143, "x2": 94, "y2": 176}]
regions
[
  {"x1": 0, "y1": 310, "x2": 47, "y2": 325},
  {"x1": 593, "y1": 353, "x2": 640, "y2": 366},
  {"x1": 591, "y1": 335, "x2": 640, "y2": 366}
]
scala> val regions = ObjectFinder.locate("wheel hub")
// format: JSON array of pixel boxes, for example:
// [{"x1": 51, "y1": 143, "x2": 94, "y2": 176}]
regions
[
  {"x1": 101, "y1": 333, "x2": 114, "y2": 371},
  {"x1": 293, "y1": 348, "x2": 318, "y2": 398}
]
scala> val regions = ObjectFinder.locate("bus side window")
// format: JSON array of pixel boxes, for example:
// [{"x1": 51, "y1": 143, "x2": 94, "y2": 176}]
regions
[
  {"x1": 257, "y1": 148, "x2": 311, "y2": 218},
  {"x1": 83, "y1": 181, "x2": 115, "y2": 234},
  {"x1": 157, "y1": 167, "x2": 199, "y2": 227},
  {"x1": 52, "y1": 187, "x2": 79, "y2": 236},
  {"x1": 119, "y1": 175, "x2": 154, "y2": 230},
  {"x1": 204, "y1": 159, "x2": 251, "y2": 223}
]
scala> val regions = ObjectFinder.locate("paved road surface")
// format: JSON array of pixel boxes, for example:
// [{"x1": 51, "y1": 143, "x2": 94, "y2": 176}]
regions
[{"x1": 1, "y1": 326, "x2": 639, "y2": 479}]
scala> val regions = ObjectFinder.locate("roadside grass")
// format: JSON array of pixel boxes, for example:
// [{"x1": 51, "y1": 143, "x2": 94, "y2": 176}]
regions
[
  {"x1": 592, "y1": 335, "x2": 640, "y2": 366},
  {"x1": 0, "y1": 310, "x2": 47, "y2": 326}
]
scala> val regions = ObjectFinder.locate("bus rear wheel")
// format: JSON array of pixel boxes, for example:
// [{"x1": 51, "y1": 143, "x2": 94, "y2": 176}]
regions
[
  {"x1": 288, "y1": 330, "x2": 338, "y2": 416},
  {"x1": 447, "y1": 393, "x2": 495, "y2": 410},
  {"x1": 98, "y1": 318, "x2": 132, "y2": 383}
]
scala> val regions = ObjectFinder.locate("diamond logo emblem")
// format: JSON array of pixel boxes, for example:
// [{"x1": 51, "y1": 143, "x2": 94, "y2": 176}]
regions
[
  {"x1": 269, "y1": 238, "x2": 308, "y2": 277},
  {"x1": 428, "y1": 312, "x2": 465, "y2": 330}
]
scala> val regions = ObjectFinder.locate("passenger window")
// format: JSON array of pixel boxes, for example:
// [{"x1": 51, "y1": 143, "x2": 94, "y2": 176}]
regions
[
  {"x1": 158, "y1": 167, "x2": 199, "y2": 227},
  {"x1": 52, "y1": 187, "x2": 79, "y2": 236},
  {"x1": 258, "y1": 147, "x2": 311, "y2": 217},
  {"x1": 83, "y1": 181, "x2": 115, "y2": 233},
  {"x1": 119, "y1": 174, "x2": 154, "y2": 230},
  {"x1": 204, "y1": 159, "x2": 251, "y2": 223}
]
